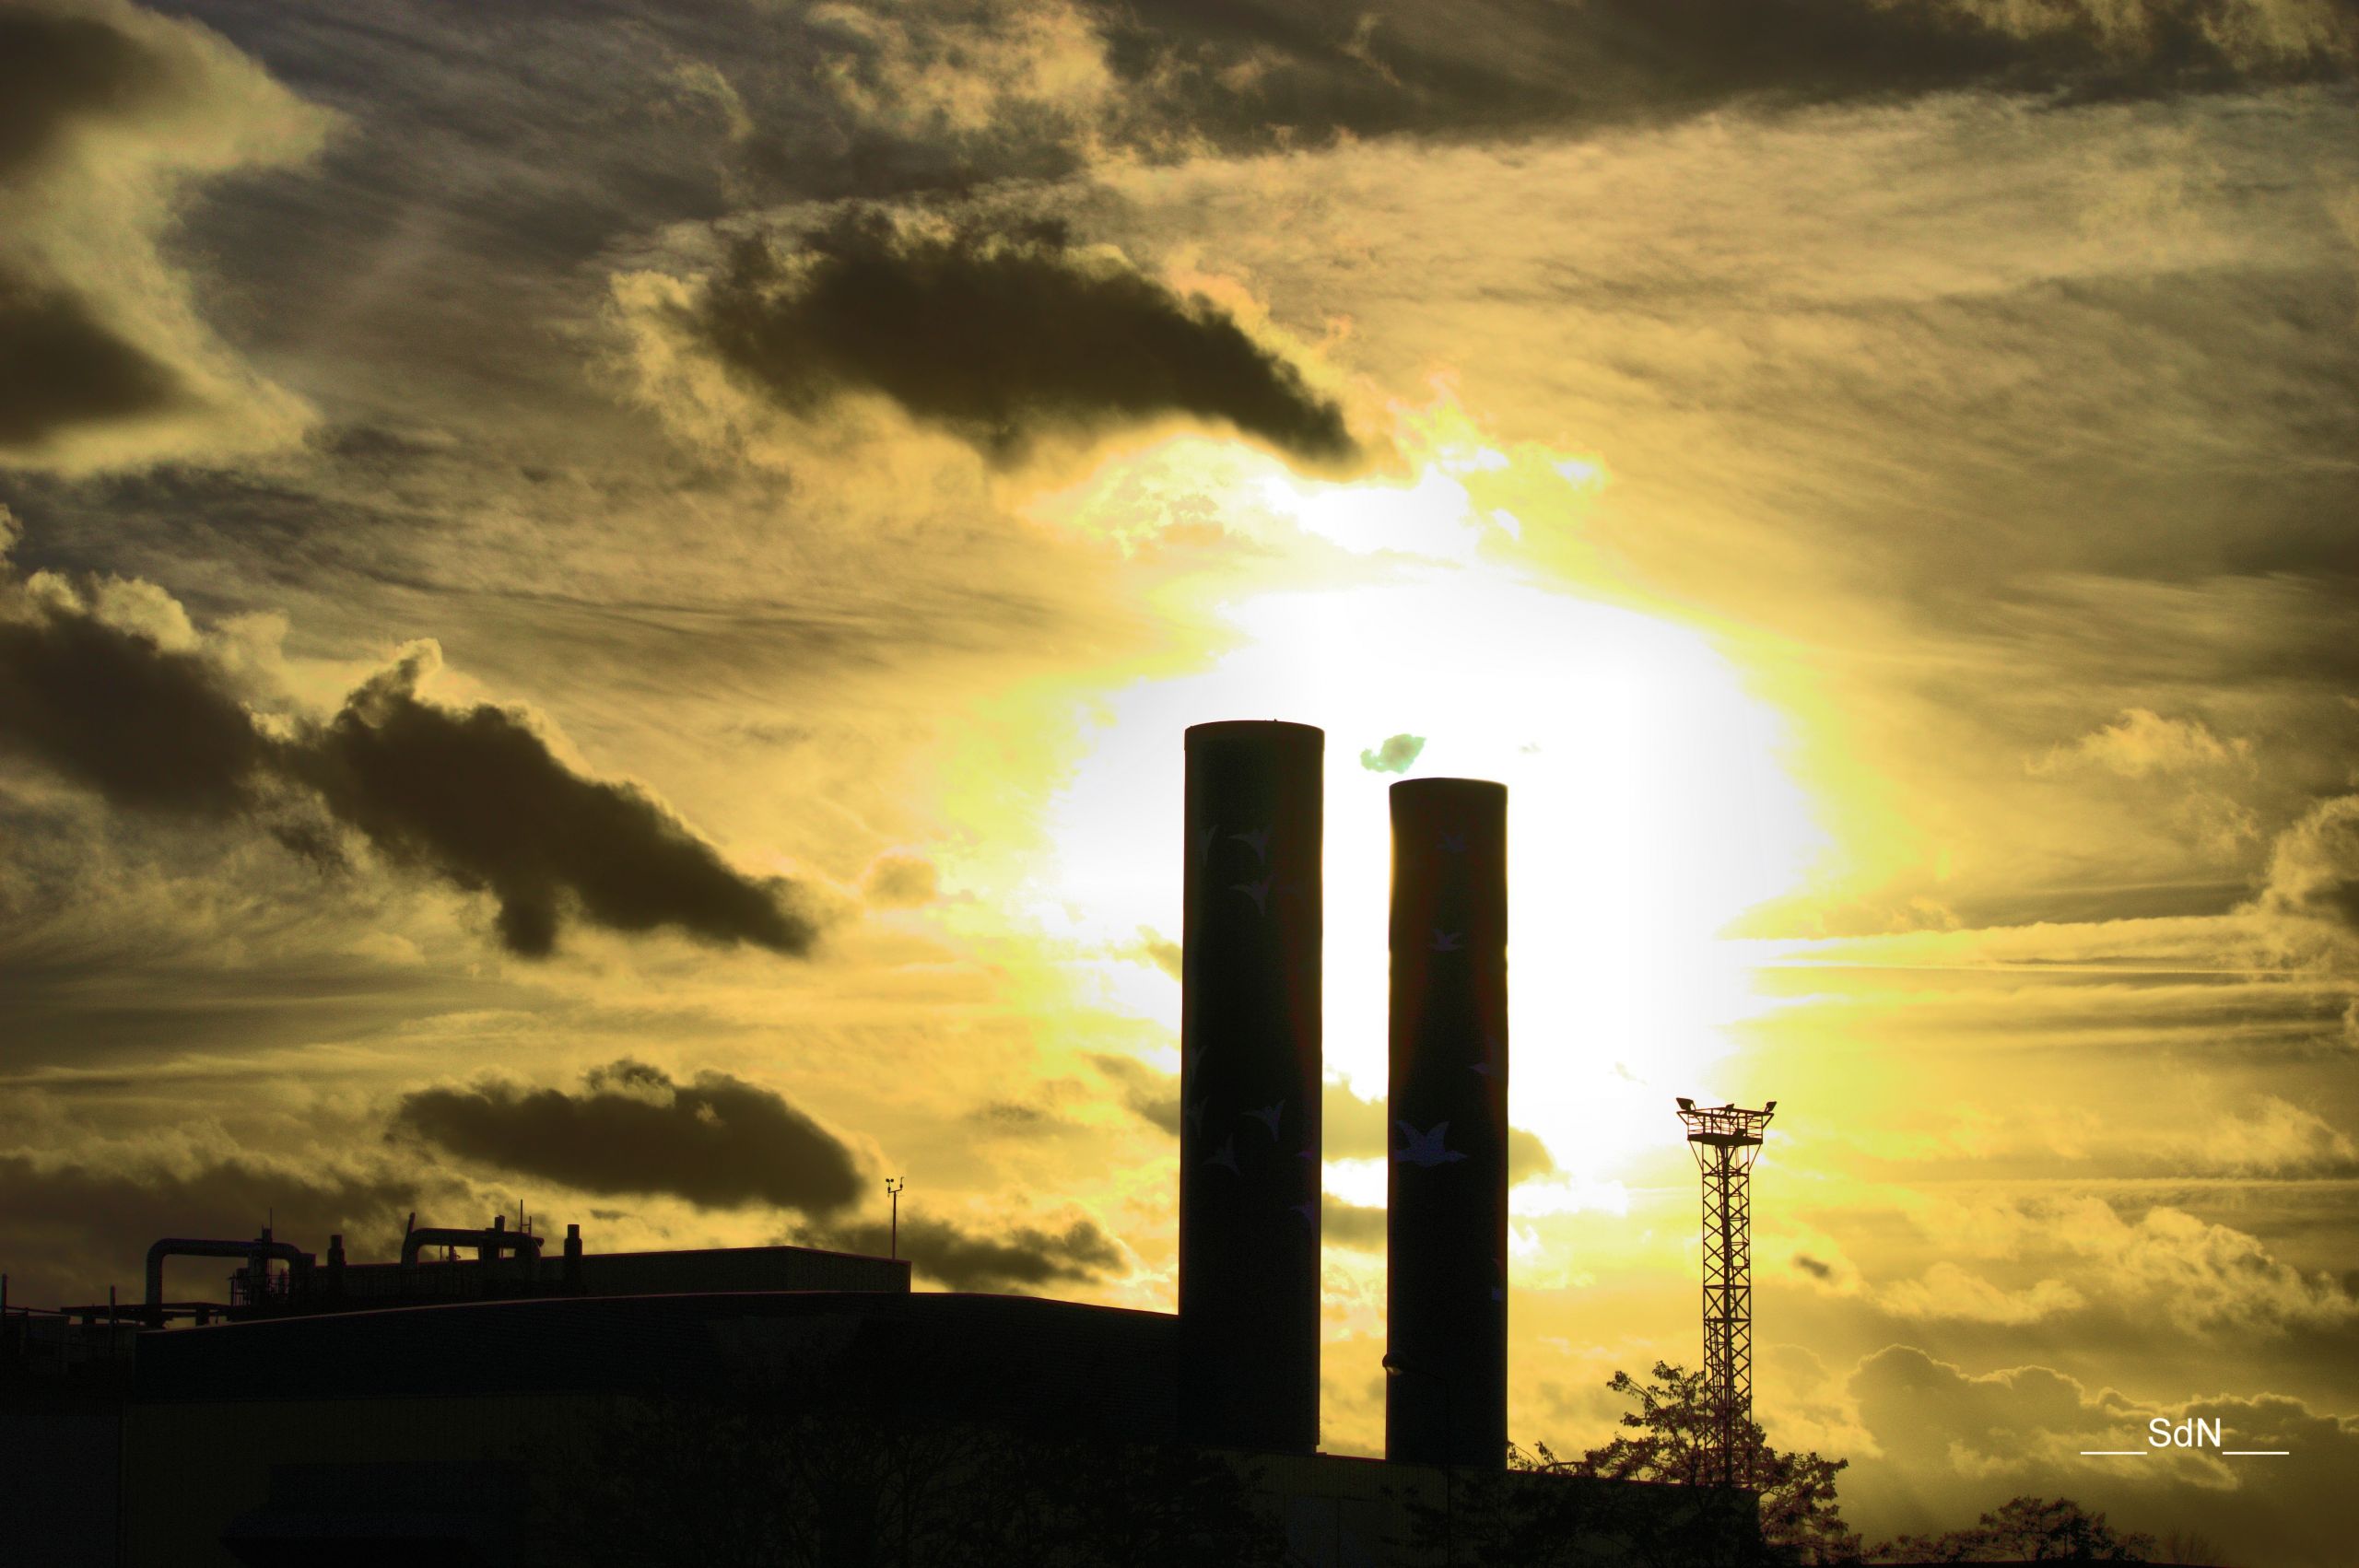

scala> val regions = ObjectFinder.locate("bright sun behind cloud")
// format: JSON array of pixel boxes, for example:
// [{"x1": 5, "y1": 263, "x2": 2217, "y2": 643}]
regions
[{"x1": 1015, "y1": 415, "x2": 1830, "y2": 1196}]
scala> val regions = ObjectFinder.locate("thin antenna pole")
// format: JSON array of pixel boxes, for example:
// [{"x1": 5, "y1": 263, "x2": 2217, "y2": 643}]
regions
[{"x1": 885, "y1": 1177, "x2": 905, "y2": 1260}]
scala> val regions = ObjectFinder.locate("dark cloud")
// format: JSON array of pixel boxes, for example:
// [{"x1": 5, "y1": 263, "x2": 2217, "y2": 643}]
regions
[
  {"x1": 807, "y1": 1211, "x2": 1125, "y2": 1293},
  {"x1": 692, "y1": 213, "x2": 1359, "y2": 467},
  {"x1": 0, "y1": 3, "x2": 327, "y2": 474},
  {"x1": 393, "y1": 1059, "x2": 865, "y2": 1215},
  {"x1": 968, "y1": 1100, "x2": 1063, "y2": 1132},
  {"x1": 1090, "y1": 0, "x2": 2355, "y2": 152},
  {"x1": 0, "y1": 266, "x2": 188, "y2": 451},
  {"x1": 0, "y1": 590, "x2": 270, "y2": 817},
  {"x1": 0, "y1": 594, "x2": 825, "y2": 957},
  {"x1": 1325, "y1": 1194, "x2": 1387, "y2": 1251},
  {"x1": 0, "y1": 5, "x2": 186, "y2": 179},
  {"x1": 1508, "y1": 1125, "x2": 1555, "y2": 1186},
  {"x1": 1359, "y1": 732, "x2": 1426, "y2": 774},
  {"x1": 1089, "y1": 1053, "x2": 1180, "y2": 1136},
  {"x1": 1128, "y1": 928, "x2": 1182, "y2": 980},
  {"x1": 290, "y1": 646, "x2": 825, "y2": 958}
]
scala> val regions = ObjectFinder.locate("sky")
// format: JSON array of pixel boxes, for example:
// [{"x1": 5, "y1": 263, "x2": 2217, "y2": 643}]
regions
[{"x1": 1, "y1": 0, "x2": 2355, "y2": 1557}]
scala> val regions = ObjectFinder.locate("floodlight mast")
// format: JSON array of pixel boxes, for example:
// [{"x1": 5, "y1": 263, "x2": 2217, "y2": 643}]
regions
[{"x1": 1676, "y1": 1098, "x2": 1777, "y2": 1491}]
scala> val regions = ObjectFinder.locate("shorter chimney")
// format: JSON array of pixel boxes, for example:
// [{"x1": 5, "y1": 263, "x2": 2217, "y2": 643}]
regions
[{"x1": 1387, "y1": 778, "x2": 1509, "y2": 1469}]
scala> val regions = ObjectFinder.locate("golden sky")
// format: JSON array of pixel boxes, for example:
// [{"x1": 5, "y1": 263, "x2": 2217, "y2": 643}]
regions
[{"x1": 2, "y1": 0, "x2": 2356, "y2": 1558}]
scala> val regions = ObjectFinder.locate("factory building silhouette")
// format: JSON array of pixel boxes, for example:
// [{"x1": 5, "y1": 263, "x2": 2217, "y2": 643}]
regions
[{"x1": 2, "y1": 721, "x2": 1755, "y2": 1566}]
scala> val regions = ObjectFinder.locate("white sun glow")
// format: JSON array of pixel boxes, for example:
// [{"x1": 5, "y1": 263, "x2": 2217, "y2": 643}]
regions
[{"x1": 1017, "y1": 414, "x2": 1825, "y2": 1189}]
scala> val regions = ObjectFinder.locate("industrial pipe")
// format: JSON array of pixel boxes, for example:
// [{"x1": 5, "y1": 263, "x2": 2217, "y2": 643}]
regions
[
  {"x1": 399, "y1": 1223, "x2": 546, "y2": 1269},
  {"x1": 144, "y1": 1235, "x2": 314, "y2": 1328}
]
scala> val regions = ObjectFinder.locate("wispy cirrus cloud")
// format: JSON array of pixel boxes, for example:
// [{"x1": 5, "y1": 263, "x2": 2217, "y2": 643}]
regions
[{"x1": 1881, "y1": 1193, "x2": 2356, "y2": 1334}]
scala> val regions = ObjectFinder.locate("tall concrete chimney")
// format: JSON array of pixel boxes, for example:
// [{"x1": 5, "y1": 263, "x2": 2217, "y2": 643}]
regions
[
  {"x1": 1386, "y1": 777, "x2": 1508, "y2": 1468},
  {"x1": 1179, "y1": 720, "x2": 1323, "y2": 1454}
]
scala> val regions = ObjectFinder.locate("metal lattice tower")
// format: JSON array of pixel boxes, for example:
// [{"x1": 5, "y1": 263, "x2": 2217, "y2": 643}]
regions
[{"x1": 1675, "y1": 1097, "x2": 1777, "y2": 1490}]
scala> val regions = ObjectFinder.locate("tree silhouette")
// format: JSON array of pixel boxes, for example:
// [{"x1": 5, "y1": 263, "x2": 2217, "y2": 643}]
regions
[
  {"x1": 1870, "y1": 1495, "x2": 2157, "y2": 1562},
  {"x1": 1562, "y1": 1361, "x2": 1863, "y2": 1566},
  {"x1": 1396, "y1": 1362, "x2": 1861, "y2": 1567},
  {"x1": 527, "y1": 1361, "x2": 1293, "y2": 1568}
]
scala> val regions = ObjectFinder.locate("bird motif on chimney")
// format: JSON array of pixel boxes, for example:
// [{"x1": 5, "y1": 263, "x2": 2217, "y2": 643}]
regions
[
  {"x1": 1232, "y1": 877, "x2": 1273, "y2": 915},
  {"x1": 1230, "y1": 826, "x2": 1272, "y2": 864},
  {"x1": 1207, "y1": 1137, "x2": 1242, "y2": 1176},
  {"x1": 1471, "y1": 1034, "x2": 1503, "y2": 1079},
  {"x1": 1439, "y1": 830, "x2": 1469, "y2": 854},
  {"x1": 1429, "y1": 928, "x2": 1465, "y2": 953},
  {"x1": 1395, "y1": 1121, "x2": 1469, "y2": 1167},
  {"x1": 1185, "y1": 1097, "x2": 1209, "y2": 1138},
  {"x1": 1247, "y1": 1100, "x2": 1284, "y2": 1139}
]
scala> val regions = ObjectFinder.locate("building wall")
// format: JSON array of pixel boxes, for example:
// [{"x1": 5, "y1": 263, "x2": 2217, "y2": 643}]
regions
[
  {"x1": 124, "y1": 1392, "x2": 609, "y2": 1568},
  {"x1": 124, "y1": 1291, "x2": 1184, "y2": 1566},
  {"x1": 0, "y1": 1391, "x2": 122, "y2": 1568},
  {"x1": 124, "y1": 1399, "x2": 1749, "y2": 1568}
]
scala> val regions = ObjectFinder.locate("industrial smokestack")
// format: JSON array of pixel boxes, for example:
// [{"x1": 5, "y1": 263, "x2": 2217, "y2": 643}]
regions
[
  {"x1": 1179, "y1": 720, "x2": 1323, "y2": 1454},
  {"x1": 1386, "y1": 778, "x2": 1508, "y2": 1468}
]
